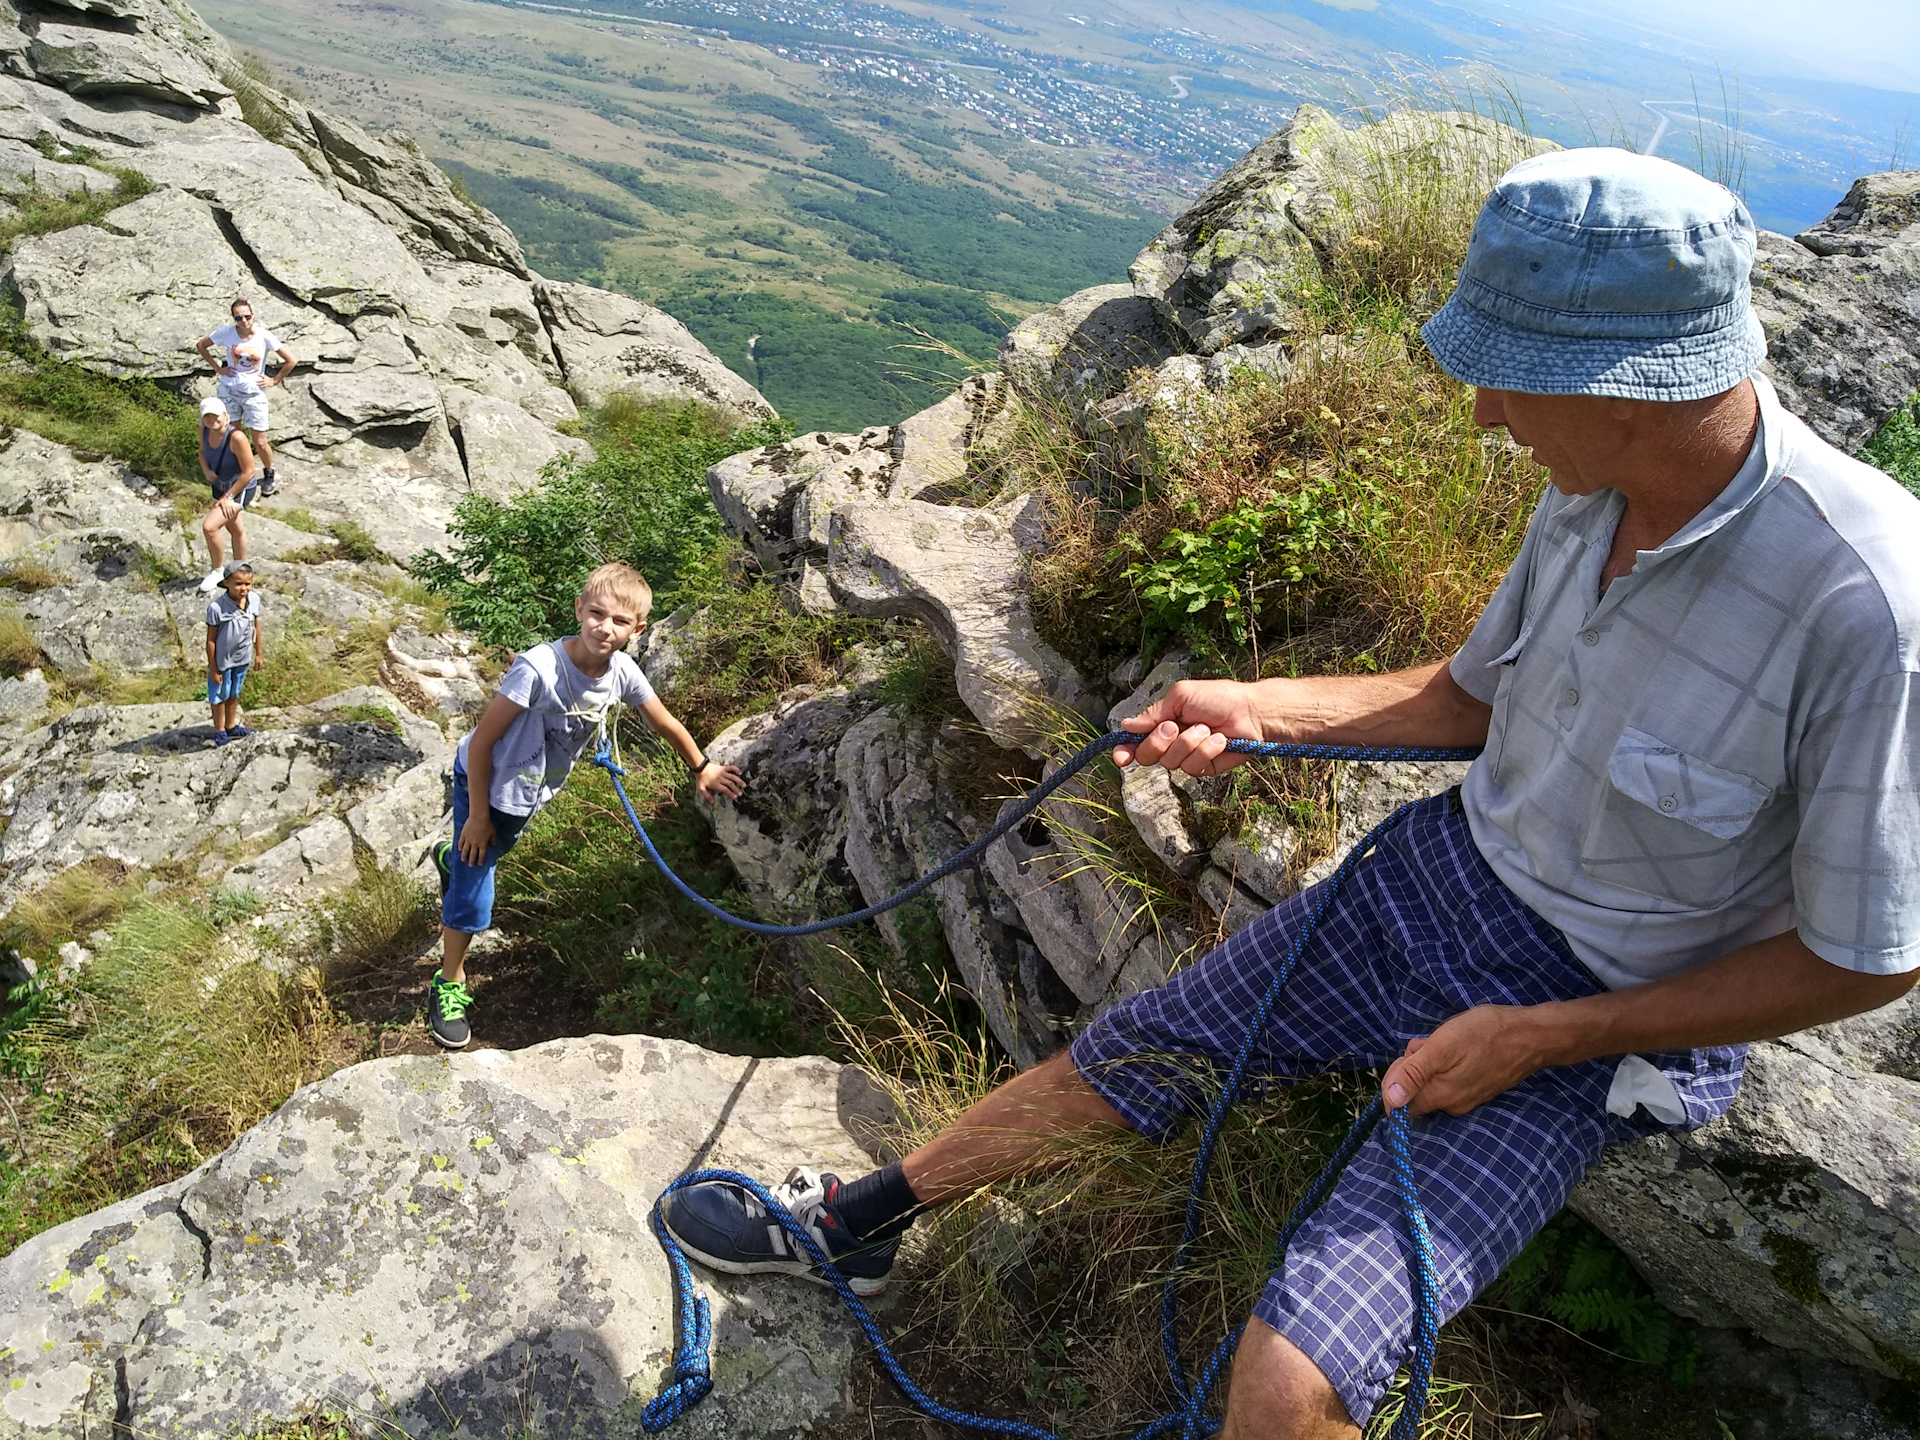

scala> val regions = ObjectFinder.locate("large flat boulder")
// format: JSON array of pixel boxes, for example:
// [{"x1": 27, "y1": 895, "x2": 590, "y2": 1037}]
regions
[
  {"x1": 0, "y1": 1036, "x2": 889, "y2": 1440},
  {"x1": 998, "y1": 283, "x2": 1183, "y2": 408},
  {"x1": 27, "y1": 23, "x2": 228, "y2": 110},
  {"x1": 442, "y1": 386, "x2": 591, "y2": 500},
  {"x1": 535, "y1": 279, "x2": 772, "y2": 420},
  {"x1": 0, "y1": 697, "x2": 437, "y2": 909}
]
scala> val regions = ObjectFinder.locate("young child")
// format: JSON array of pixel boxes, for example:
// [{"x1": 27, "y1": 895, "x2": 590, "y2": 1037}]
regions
[
  {"x1": 205, "y1": 561, "x2": 265, "y2": 747},
  {"x1": 428, "y1": 562, "x2": 745, "y2": 1049}
]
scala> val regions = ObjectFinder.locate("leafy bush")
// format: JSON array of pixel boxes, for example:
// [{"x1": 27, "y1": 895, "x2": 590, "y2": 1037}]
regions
[
  {"x1": 413, "y1": 397, "x2": 789, "y2": 651},
  {"x1": 1864, "y1": 394, "x2": 1920, "y2": 496}
]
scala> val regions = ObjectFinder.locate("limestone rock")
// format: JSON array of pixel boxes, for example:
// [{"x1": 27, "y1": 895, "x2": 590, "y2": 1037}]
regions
[
  {"x1": 28, "y1": 23, "x2": 230, "y2": 109},
  {"x1": 1298, "y1": 757, "x2": 1475, "y2": 889},
  {"x1": 442, "y1": 386, "x2": 590, "y2": 500},
  {"x1": 344, "y1": 756, "x2": 451, "y2": 878},
  {"x1": 1755, "y1": 170, "x2": 1920, "y2": 451},
  {"x1": 535, "y1": 279, "x2": 772, "y2": 419},
  {"x1": 0, "y1": 1036, "x2": 887, "y2": 1440},
  {"x1": 1572, "y1": 1004, "x2": 1920, "y2": 1375},
  {"x1": 1210, "y1": 811, "x2": 1298, "y2": 907},
  {"x1": 381, "y1": 625, "x2": 487, "y2": 718},
  {"x1": 0, "y1": 700, "x2": 432, "y2": 909},
  {"x1": 707, "y1": 378, "x2": 1003, "y2": 579},
  {"x1": 230, "y1": 186, "x2": 436, "y2": 321},
  {"x1": 985, "y1": 780, "x2": 1194, "y2": 1010},
  {"x1": 307, "y1": 112, "x2": 527, "y2": 276},
  {"x1": 18, "y1": 537, "x2": 181, "y2": 675},
  {"x1": 837, "y1": 707, "x2": 1065, "y2": 1067},
  {"x1": 0, "y1": 669, "x2": 49, "y2": 724},
  {"x1": 998, "y1": 283, "x2": 1183, "y2": 408},
  {"x1": 308, "y1": 368, "x2": 442, "y2": 430},
  {"x1": 0, "y1": 430, "x2": 186, "y2": 560},
  {"x1": 638, "y1": 603, "x2": 712, "y2": 700},
  {"x1": 824, "y1": 495, "x2": 1102, "y2": 752},
  {"x1": 1132, "y1": 105, "x2": 1549, "y2": 355},
  {"x1": 703, "y1": 687, "x2": 877, "y2": 924},
  {"x1": 223, "y1": 812, "x2": 357, "y2": 900}
]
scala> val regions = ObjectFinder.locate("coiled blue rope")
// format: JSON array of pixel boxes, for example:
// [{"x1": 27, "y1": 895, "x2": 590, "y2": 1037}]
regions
[{"x1": 601, "y1": 731, "x2": 1476, "y2": 1438}]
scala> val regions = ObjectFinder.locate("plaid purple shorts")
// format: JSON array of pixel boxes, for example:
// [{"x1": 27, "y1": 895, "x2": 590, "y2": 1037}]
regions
[{"x1": 1070, "y1": 789, "x2": 1746, "y2": 1427}]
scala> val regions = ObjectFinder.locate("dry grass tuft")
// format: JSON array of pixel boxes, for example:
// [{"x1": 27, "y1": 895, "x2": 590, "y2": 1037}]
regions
[{"x1": 842, "y1": 996, "x2": 1544, "y2": 1438}]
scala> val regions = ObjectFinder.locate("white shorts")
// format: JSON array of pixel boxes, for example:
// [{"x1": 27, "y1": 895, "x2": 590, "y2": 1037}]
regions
[{"x1": 219, "y1": 384, "x2": 270, "y2": 432}]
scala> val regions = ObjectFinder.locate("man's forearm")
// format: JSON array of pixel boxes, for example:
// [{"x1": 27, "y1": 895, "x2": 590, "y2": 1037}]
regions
[
  {"x1": 1529, "y1": 931, "x2": 1917, "y2": 1067},
  {"x1": 1254, "y1": 661, "x2": 1492, "y2": 749}
]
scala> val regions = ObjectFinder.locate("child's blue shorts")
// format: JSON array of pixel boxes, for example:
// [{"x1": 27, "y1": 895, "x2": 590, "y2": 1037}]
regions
[
  {"x1": 442, "y1": 766, "x2": 533, "y2": 935},
  {"x1": 208, "y1": 665, "x2": 248, "y2": 705},
  {"x1": 1070, "y1": 789, "x2": 1746, "y2": 1428}
]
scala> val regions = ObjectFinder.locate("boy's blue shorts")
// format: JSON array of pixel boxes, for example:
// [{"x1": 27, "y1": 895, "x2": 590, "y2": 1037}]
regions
[
  {"x1": 1070, "y1": 790, "x2": 1746, "y2": 1428},
  {"x1": 208, "y1": 665, "x2": 248, "y2": 705},
  {"x1": 442, "y1": 766, "x2": 532, "y2": 935}
]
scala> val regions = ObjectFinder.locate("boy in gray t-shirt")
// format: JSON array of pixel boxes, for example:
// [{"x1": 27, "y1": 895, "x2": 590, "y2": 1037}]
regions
[
  {"x1": 204, "y1": 562, "x2": 265, "y2": 747},
  {"x1": 427, "y1": 562, "x2": 745, "y2": 1049}
]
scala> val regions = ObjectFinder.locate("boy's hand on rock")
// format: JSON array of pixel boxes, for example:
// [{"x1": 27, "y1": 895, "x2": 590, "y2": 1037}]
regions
[
  {"x1": 695, "y1": 763, "x2": 745, "y2": 803},
  {"x1": 1114, "y1": 680, "x2": 1266, "y2": 775},
  {"x1": 458, "y1": 811, "x2": 495, "y2": 866}
]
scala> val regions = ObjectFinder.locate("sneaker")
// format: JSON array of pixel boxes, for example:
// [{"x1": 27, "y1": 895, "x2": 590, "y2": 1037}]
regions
[
  {"x1": 211, "y1": 729, "x2": 231, "y2": 747},
  {"x1": 198, "y1": 567, "x2": 225, "y2": 593},
  {"x1": 661, "y1": 1166, "x2": 899, "y2": 1297},
  {"x1": 259, "y1": 467, "x2": 278, "y2": 498},
  {"x1": 432, "y1": 839, "x2": 452, "y2": 899},
  {"x1": 226, "y1": 723, "x2": 254, "y2": 739},
  {"x1": 427, "y1": 969, "x2": 473, "y2": 1049}
]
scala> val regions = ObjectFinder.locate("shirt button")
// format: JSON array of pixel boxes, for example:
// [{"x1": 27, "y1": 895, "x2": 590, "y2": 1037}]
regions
[
  {"x1": 1659, "y1": 796, "x2": 1677, "y2": 813},
  {"x1": 1581, "y1": 630, "x2": 1599, "y2": 646},
  {"x1": 1563, "y1": 688, "x2": 1580, "y2": 706}
]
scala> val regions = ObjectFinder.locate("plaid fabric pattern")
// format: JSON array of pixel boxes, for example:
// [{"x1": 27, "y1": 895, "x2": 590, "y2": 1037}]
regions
[{"x1": 1071, "y1": 792, "x2": 1745, "y2": 1427}]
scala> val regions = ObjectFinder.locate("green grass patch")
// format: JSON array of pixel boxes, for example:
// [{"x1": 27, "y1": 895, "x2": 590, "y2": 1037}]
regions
[
  {"x1": 413, "y1": 396, "x2": 788, "y2": 652},
  {"x1": 0, "y1": 893, "x2": 342, "y2": 1254},
  {"x1": 0, "y1": 297, "x2": 199, "y2": 491},
  {"x1": 1864, "y1": 395, "x2": 1920, "y2": 496}
]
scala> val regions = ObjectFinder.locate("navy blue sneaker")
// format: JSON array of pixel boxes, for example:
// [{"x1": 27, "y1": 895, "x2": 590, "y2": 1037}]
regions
[{"x1": 662, "y1": 1167, "x2": 899, "y2": 1297}]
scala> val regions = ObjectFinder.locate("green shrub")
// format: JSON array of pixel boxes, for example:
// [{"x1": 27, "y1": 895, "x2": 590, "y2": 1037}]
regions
[
  {"x1": 414, "y1": 398, "x2": 789, "y2": 651},
  {"x1": 1864, "y1": 394, "x2": 1920, "y2": 496}
]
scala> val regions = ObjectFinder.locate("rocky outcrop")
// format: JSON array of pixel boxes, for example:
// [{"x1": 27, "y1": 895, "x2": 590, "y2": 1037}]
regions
[
  {"x1": 997, "y1": 282, "x2": 1183, "y2": 411},
  {"x1": 0, "y1": 688, "x2": 446, "y2": 910},
  {"x1": 0, "y1": 1035, "x2": 892, "y2": 1440},
  {"x1": 1755, "y1": 168, "x2": 1920, "y2": 451},
  {"x1": 1574, "y1": 993, "x2": 1920, "y2": 1377},
  {"x1": 0, "y1": 8, "x2": 768, "y2": 563},
  {"x1": 824, "y1": 494, "x2": 1103, "y2": 753},
  {"x1": 1131, "y1": 106, "x2": 1552, "y2": 356},
  {"x1": 536, "y1": 280, "x2": 773, "y2": 420}
]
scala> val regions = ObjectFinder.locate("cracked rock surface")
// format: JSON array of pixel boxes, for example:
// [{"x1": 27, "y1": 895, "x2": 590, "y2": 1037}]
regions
[{"x1": 0, "y1": 1036, "x2": 893, "y2": 1440}]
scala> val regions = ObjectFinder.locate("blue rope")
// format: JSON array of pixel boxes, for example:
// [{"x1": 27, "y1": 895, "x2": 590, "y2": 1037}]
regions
[{"x1": 609, "y1": 730, "x2": 1474, "y2": 1438}]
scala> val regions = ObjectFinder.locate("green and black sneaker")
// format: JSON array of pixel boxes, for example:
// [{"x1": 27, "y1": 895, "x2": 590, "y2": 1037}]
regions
[
  {"x1": 432, "y1": 839, "x2": 452, "y2": 899},
  {"x1": 427, "y1": 969, "x2": 473, "y2": 1050}
]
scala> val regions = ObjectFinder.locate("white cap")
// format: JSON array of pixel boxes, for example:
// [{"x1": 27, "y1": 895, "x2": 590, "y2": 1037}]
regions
[{"x1": 199, "y1": 396, "x2": 228, "y2": 419}]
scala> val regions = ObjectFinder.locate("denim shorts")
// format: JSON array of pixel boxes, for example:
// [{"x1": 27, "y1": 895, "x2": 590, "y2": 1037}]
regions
[
  {"x1": 208, "y1": 665, "x2": 249, "y2": 705},
  {"x1": 1071, "y1": 791, "x2": 1746, "y2": 1427},
  {"x1": 442, "y1": 766, "x2": 533, "y2": 935}
]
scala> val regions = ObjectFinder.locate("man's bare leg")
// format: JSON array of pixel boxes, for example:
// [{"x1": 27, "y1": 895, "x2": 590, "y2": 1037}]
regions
[
  {"x1": 899, "y1": 1050, "x2": 1131, "y2": 1204},
  {"x1": 1221, "y1": 1319, "x2": 1359, "y2": 1440}
]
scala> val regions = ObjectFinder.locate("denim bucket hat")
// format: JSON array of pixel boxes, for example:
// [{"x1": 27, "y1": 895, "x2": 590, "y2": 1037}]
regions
[{"x1": 1421, "y1": 147, "x2": 1765, "y2": 401}]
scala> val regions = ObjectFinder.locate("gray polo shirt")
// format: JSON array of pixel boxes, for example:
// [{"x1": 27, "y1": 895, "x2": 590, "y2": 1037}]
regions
[
  {"x1": 456, "y1": 641, "x2": 656, "y2": 817},
  {"x1": 1453, "y1": 375, "x2": 1920, "y2": 988},
  {"x1": 205, "y1": 591, "x2": 261, "y2": 673}
]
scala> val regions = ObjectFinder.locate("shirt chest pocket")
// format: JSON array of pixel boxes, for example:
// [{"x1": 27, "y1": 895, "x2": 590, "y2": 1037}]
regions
[{"x1": 1579, "y1": 727, "x2": 1774, "y2": 907}]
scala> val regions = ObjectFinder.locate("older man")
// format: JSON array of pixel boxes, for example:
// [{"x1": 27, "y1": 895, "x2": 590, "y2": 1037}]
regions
[{"x1": 661, "y1": 149, "x2": 1920, "y2": 1435}]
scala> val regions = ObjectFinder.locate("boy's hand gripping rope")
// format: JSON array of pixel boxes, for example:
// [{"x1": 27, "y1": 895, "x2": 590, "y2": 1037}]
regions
[{"x1": 597, "y1": 731, "x2": 1477, "y2": 1439}]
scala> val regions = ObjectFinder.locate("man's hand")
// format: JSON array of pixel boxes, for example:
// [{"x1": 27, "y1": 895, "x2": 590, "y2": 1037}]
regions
[
  {"x1": 1115, "y1": 679, "x2": 1267, "y2": 774},
  {"x1": 457, "y1": 809, "x2": 495, "y2": 866},
  {"x1": 694, "y1": 762, "x2": 745, "y2": 803},
  {"x1": 1382, "y1": 1006, "x2": 1552, "y2": 1116}
]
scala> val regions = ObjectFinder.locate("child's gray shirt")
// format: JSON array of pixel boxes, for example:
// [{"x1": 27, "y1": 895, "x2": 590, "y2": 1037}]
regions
[
  {"x1": 457, "y1": 640, "x2": 656, "y2": 817},
  {"x1": 205, "y1": 591, "x2": 261, "y2": 672}
]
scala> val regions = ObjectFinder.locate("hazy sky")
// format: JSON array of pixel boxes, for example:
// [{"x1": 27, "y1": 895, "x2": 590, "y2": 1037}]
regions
[{"x1": 1556, "y1": 0, "x2": 1919, "y2": 93}]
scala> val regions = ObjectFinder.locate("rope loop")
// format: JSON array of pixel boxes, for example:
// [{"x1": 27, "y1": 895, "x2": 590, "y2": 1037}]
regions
[{"x1": 617, "y1": 728, "x2": 1479, "y2": 1438}]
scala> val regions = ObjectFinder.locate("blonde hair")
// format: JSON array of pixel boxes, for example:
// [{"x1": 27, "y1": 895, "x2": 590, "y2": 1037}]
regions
[{"x1": 580, "y1": 562, "x2": 652, "y2": 621}]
